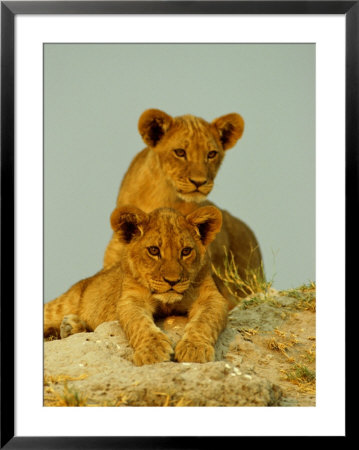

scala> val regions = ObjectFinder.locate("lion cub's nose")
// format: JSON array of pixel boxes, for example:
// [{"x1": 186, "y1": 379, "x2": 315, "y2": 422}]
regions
[
  {"x1": 163, "y1": 277, "x2": 181, "y2": 287},
  {"x1": 189, "y1": 177, "x2": 207, "y2": 188}
]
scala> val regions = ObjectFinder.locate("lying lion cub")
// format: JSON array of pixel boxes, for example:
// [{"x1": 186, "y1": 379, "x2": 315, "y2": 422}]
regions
[
  {"x1": 104, "y1": 109, "x2": 264, "y2": 306},
  {"x1": 44, "y1": 206, "x2": 228, "y2": 365}
]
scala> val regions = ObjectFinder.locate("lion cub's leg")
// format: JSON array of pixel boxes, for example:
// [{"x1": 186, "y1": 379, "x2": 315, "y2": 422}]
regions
[
  {"x1": 118, "y1": 296, "x2": 173, "y2": 366},
  {"x1": 60, "y1": 314, "x2": 89, "y2": 339},
  {"x1": 132, "y1": 327, "x2": 174, "y2": 366},
  {"x1": 175, "y1": 276, "x2": 228, "y2": 363},
  {"x1": 44, "y1": 281, "x2": 85, "y2": 338}
]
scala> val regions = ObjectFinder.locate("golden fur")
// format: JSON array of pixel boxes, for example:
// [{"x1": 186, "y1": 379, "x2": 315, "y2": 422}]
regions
[
  {"x1": 104, "y1": 109, "x2": 264, "y2": 307},
  {"x1": 44, "y1": 206, "x2": 228, "y2": 365}
]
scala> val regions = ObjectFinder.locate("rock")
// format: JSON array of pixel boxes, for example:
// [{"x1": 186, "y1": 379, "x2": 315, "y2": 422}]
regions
[
  {"x1": 44, "y1": 313, "x2": 283, "y2": 406},
  {"x1": 228, "y1": 303, "x2": 287, "y2": 332},
  {"x1": 45, "y1": 290, "x2": 318, "y2": 407}
]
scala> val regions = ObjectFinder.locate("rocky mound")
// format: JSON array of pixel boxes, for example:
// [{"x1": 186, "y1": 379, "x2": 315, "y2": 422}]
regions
[{"x1": 44, "y1": 286, "x2": 316, "y2": 407}]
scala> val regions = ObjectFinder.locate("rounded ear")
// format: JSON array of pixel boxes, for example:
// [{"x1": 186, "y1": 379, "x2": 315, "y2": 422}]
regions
[
  {"x1": 138, "y1": 109, "x2": 173, "y2": 147},
  {"x1": 211, "y1": 113, "x2": 244, "y2": 150},
  {"x1": 110, "y1": 206, "x2": 149, "y2": 244},
  {"x1": 186, "y1": 206, "x2": 222, "y2": 247}
]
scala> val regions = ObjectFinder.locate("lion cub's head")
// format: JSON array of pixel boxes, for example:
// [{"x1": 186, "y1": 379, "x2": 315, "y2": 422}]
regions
[
  {"x1": 111, "y1": 205, "x2": 222, "y2": 304},
  {"x1": 138, "y1": 109, "x2": 244, "y2": 202}
]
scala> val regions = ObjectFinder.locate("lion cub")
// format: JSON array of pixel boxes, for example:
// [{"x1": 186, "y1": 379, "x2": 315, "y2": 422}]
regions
[
  {"x1": 44, "y1": 206, "x2": 228, "y2": 365},
  {"x1": 104, "y1": 109, "x2": 264, "y2": 305}
]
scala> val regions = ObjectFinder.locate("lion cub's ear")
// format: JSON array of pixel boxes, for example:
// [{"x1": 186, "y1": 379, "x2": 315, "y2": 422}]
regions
[
  {"x1": 212, "y1": 113, "x2": 244, "y2": 150},
  {"x1": 186, "y1": 206, "x2": 222, "y2": 247},
  {"x1": 110, "y1": 206, "x2": 149, "y2": 244},
  {"x1": 138, "y1": 109, "x2": 173, "y2": 147}
]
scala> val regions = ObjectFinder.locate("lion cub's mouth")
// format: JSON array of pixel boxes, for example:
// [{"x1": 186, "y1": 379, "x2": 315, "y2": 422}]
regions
[
  {"x1": 177, "y1": 184, "x2": 214, "y2": 201},
  {"x1": 150, "y1": 280, "x2": 189, "y2": 304},
  {"x1": 150, "y1": 278, "x2": 190, "y2": 296}
]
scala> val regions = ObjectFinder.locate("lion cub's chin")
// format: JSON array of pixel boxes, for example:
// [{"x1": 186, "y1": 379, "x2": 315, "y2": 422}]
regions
[
  {"x1": 153, "y1": 292, "x2": 184, "y2": 304},
  {"x1": 177, "y1": 191, "x2": 207, "y2": 203}
]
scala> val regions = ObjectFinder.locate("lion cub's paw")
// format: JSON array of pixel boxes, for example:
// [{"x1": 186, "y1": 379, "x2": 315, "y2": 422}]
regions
[
  {"x1": 133, "y1": 332, "x2": 173, "y2": 366},
  {"x1": 60, "y1": 314, "x2": 88, "y2": 339},
  {"x1": 175, "y1": 338, "x2": 215, "y2": 363}
]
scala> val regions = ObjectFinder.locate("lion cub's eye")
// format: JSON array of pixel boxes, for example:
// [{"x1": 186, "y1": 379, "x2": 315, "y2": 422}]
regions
[
  {"x1": 147, "y1": 246, "x2": 160, "y2": 256},
  {"x1": 181, "y1": 247, "x2": 192, "y2": 257},
  {"x1": 207, "y1": 150, "x2": 218, "y2": 159},
  {"x1": 174, "y1": 148, "x2": 186, "y2": 158}
]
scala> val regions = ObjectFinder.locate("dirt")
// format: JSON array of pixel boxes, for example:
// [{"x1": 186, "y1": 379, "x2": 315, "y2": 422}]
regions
[{"x1": 44, "y1": 286, "x2": 315, "y2": 407}]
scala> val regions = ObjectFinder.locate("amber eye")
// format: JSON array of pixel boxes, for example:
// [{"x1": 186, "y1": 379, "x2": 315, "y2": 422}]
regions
[
  {"x1": 208, "y1": 150, "x2": 218, "y2": 159},
  {"x1": 181, "y1": 247, "x2": 192, "y2": 257},
  {"x1": 174, "y1": 148, "x2": 186, "y2": 158},
  {"x1": 147, "y1": 246, "x2": 160, "y2": 256}
]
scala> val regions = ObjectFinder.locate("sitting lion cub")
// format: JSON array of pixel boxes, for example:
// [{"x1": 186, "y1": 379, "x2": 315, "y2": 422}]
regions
[
  {"x1": 104, "y1": 109, "x2": 264, "y2": 306},
  {"x1": 44, "y1": 206, "x2": 228, "y2": 365}
]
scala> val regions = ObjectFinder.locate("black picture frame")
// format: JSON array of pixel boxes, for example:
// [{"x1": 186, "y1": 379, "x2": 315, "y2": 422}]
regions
[{"x1": 1, "y1": 1, "x2": 355, "y2": 447}]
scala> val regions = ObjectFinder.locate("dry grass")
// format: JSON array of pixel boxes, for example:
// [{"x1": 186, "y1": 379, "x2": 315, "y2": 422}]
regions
[
  {"x1": 152, "y1": 392, "x2": 194, "y2": 407},
  {"x1": 44, "y1": 374, "x2": 89, "y2": 406},
  {"x1": 265, "y1": 325, "x2": 316, "y2": 397},
  {"x1": 242, "y1": 282, "x2": 316, "y2": 312},
  {"x1": 212, "y1": 247, "x2": 270, "y2": 300},
  {"x1": 212, "y1": 246, "x2": 316, "y2": 313},
  {"x1": 281, "y1": 364, "x2": 316, "y2": 394},
  {"x1": 301, "y1": 343, "x2": 316, "y2": 364},
  {"x1": 241, "y1": 328, "x2": 259, "y2": 337},
  {"x1": 44, "y1": 374, "x2": 193, "y2": 407},
  {"x1": 280, "y1": 282, "x2": 316, "y2": 312},
  {"x1": 266, "y1": 328, "x2": 299, "y2": 362}
]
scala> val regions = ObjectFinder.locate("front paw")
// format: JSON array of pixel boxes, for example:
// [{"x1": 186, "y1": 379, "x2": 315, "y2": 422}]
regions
[
  {"x1": 60, "y1": 314, "x2": 88, "y2": 339},
  {"x1": 133, "y1": 332, "x2": 173, "y2": 366},
  {"x1": 175, "y1": 338, "x2": 215, "y2": 363}
]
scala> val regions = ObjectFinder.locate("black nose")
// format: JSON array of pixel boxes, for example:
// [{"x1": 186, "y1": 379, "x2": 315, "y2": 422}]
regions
[
  {"x1": 163, "y1": 277, "x2": 180, "y2": 287},
  {"x1": 189, "y1": 178, "x2": 207, "y2": 188}
]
